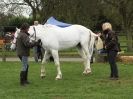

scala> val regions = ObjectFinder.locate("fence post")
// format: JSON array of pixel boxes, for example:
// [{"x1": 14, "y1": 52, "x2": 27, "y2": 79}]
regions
[{"x1": 2, "y1": 42, "x2": 6, "y2": 62}]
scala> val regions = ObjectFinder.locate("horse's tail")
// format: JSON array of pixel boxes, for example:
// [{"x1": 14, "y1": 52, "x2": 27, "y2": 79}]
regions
[{"x1": 88, "y1": 30, "x2": 98, "y2": 59}]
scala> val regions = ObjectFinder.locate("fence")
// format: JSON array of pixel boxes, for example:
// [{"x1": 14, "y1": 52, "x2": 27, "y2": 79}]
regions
[
  {"x1": 0, "y1": 31, "x2": 133, "y2": 62},
  {"x1": 118, "y1": 33, "x2": 133, "y2": 52},
  {"x1": 118, "y1": 35, "x2": 127, "y2": 51}
]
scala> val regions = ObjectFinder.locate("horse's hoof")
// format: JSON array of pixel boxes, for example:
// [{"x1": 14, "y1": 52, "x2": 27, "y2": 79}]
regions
[
  {"x1": 83, "y1": 72, "x2": 86, "y2": 75},
  {"x1": 86, "y1": 72, "x2": 91, "y2": 75},
  {"x1": 83, "y1": 71, "x2": 86, "y2": 74},
  {"x1": 55, "y1": 76, "x2": 62, "y2": 80},
  {"x1": 55, "y1": 74, "x2": 62, "y2": 80},
  {"x1": 82, "y1": 71, "x2": 91, "y2": 75},
  {"x1": 55, "y1": 77, "x2": 62, "y2": 80}
]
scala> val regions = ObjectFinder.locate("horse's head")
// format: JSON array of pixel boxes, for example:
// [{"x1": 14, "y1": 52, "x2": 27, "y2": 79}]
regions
[
  {"x1": 10, "y1": 28, "x2": 20, "y2": 50},
  {"x1": 28, "y1": 24, "x2": 46, "y2": 42},
  {"x1": 28, "y1": 26, "x2": 37, "y2": 41}
]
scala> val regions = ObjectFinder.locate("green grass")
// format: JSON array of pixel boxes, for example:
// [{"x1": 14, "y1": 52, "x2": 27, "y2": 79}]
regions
[{"x1": 0, "y1": 62, "x2": 133, "y2": 99}]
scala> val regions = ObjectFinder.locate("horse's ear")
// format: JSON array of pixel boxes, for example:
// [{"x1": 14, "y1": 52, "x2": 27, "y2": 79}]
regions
[{"x1": 16, "y1": 28, "x2": 18, "y2": 31}]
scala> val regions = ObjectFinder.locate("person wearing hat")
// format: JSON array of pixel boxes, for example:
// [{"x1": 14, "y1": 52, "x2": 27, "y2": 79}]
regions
[
  {"x1": 33, "y1": 21, "x2": 44, "y2": 62},
  {"x1": 16, "y1": 23, "x2": 40, "y2": 86},
  {"x1": 34, "y1": 21, "x2": 39, "y2": 26},
  {"x1": 102, "y1": 22, "x2": 120, "y2": 80}
]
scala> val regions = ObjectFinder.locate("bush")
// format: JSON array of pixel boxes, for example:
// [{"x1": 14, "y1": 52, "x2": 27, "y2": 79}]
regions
[{"x1": 7, "y1": 16, "x2": 33, "y2": 28}]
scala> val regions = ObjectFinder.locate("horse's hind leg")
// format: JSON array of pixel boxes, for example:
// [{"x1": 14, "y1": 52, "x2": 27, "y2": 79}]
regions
[
  {"x1": 51, "y1": 50, "x2": 62, "y2": 80},
  {"x1": 40, "y1": 50, "x2": 50, "y2": 78},
  {"x1": 77, "y1": 48, "x2": 87, "y2": 73},
  {"x1": 81, "y1": 44, "x2": 92, "y2": 75}
]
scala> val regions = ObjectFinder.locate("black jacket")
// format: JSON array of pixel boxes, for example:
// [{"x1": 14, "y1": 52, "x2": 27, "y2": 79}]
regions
[
  {"x1": 16, "y1": 31, "x2": 36, "y2": 56},
  {"x1": 104, "y1": 30, "x2": 120, "y2": 52}
]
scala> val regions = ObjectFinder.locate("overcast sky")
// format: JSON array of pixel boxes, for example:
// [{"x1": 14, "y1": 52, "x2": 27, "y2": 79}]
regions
[{"x1": 0, "y1": 0, "x2": 32, "y2": 17}]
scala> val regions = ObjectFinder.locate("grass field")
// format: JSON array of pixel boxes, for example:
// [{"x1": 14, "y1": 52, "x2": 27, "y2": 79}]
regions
[{"x1": 0, "y1": 61, "x2": 133, "y2": 99}]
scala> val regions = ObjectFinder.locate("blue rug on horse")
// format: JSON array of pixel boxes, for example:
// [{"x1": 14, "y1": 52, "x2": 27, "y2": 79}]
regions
[{"x1": 46, "y1": 17, "x2": 72, "y2": 27}]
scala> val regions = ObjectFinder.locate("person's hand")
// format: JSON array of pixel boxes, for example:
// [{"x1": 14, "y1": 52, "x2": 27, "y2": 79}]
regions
[
  {"x1": 97, "y1": 32, "x2": 102, "y2": 37},
  {"x1": 34, "y1": 39, "x2": 41, "y2": 46},
  {"x1": 37, "y1": 39, "x2": 41, "y2": 43}
]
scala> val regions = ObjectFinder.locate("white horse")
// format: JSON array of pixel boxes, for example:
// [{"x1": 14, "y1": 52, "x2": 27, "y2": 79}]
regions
[{"x1": 28, "y1": 24, "x2": 99, "y2": 80}]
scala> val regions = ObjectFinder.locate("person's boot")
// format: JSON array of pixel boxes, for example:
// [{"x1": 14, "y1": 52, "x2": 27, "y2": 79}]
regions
[
  {"x1": 20, "y1": 71, "x2": 26, "y2": 86},
  {"x1": 25, "y1": 65, "x2": 30, "y2": 84}
]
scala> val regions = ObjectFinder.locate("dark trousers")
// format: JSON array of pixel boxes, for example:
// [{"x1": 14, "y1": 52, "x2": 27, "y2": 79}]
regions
[{"x1": 107, "y1": 51, "x2": 118, "y2": 78}]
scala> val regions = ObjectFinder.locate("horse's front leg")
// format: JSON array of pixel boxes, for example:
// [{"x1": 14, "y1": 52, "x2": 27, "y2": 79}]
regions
[
  {"x1": 41, "y1": 57, "x2": 46, "y2": 78},
  {"x1": 40, "y1": 50, "x2": 50, "y2": 78},
  {"x1": 51, "y1": 50, "x2": 62, "y2": 80}
]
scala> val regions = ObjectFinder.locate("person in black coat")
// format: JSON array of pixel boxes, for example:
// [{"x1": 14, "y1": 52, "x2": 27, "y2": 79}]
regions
[
  {"x1": 102, "y1": 22, "x2": 120, "y2": 80},
  {"x1": 16, "y1": 23, "x2": 40, "y2": 86}
]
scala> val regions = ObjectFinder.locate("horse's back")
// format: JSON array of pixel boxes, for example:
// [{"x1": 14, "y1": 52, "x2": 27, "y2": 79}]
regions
[
  {"x1": 45, "y1": 24, "x2": 90, "y2": 38},
  {"x1": 38, "y1": 24, "x2": 91, "y2": 50}
]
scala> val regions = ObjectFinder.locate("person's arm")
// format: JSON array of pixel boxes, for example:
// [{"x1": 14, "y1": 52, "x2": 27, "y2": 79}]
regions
[{"x1": 22, "y1": 35, "x2": 37, "y2": 48}]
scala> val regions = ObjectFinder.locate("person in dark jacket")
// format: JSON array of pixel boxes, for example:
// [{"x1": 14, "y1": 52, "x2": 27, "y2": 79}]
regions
[
  {"x1": 102, "y1": 22, "x2": 120, "y2": 80},
  {"x1": 16, "y1": 23, "x2": 40, "y2": 86}
]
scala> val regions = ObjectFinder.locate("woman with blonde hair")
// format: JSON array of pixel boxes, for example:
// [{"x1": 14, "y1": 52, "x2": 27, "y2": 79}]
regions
[{"x1": 102, "y1": 22, "x2": 120, "y2": 80}]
